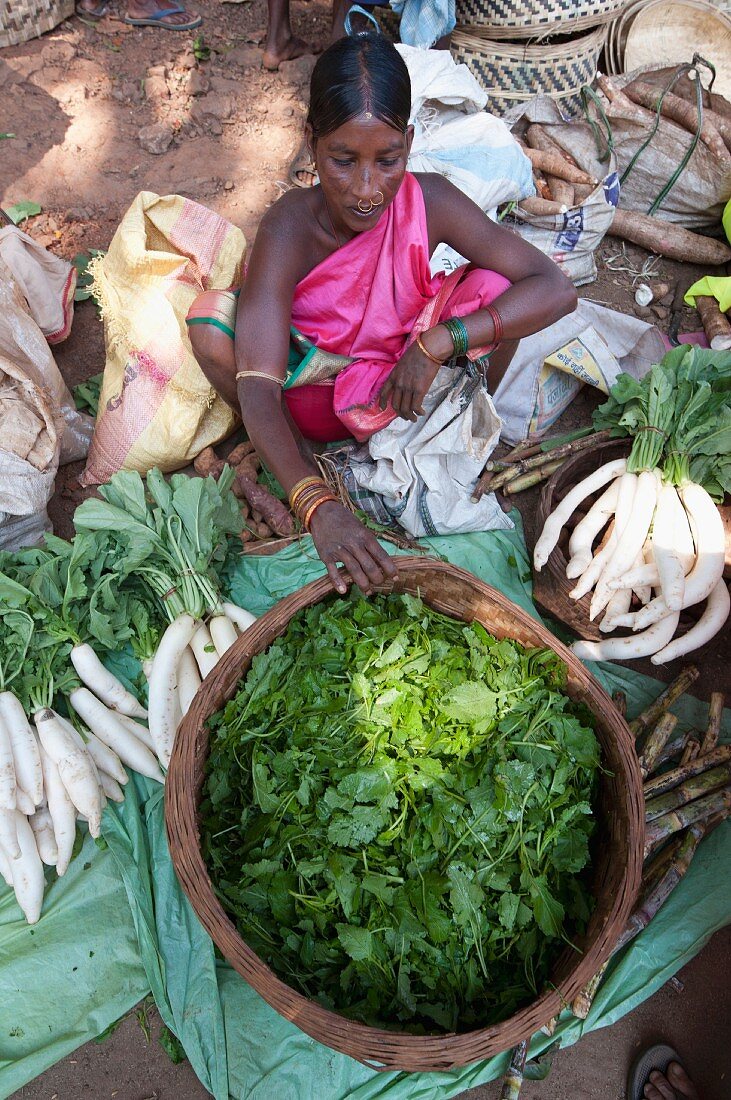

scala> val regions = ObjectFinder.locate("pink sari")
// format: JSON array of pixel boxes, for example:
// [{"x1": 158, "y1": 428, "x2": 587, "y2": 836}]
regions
[{"x1": 289, "y1": 172, "x2": 510, "y2": 442}]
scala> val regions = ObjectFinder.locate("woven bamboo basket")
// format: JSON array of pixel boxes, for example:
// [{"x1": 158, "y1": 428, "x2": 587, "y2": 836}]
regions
[
  {"x1": 166, "y1": 558, "x2": 644, "y2": 1072},
  {"x1": 0, "y1": 0, "x2": 73, "y2": 48},
  {"x1": 450, "y1": 24, "x2": 608, "y2": 116},
  {"x1": 455, "y1": 0, "x2": 626, "y2": 39}
]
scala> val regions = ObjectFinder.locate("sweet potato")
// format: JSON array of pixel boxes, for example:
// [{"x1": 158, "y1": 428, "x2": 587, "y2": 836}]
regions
[
  {"x1": 227, "y1": 440, "x2": 256, "y2": 466},
  {"x1": 607, "y1": 208, "x2": 731, "y2": 265},
  {"x1": 623, "y1": 81, "x2": 729, "y2": 160},
  {"x1": 236, "y1": 454, "x2": 261, "y2": 484},
  {"x1": 234, "y1": 474, "x2": 295, "y2": 537},
  {"x1": 193, "y1": 447, "x2": 225, "y2": 480}
]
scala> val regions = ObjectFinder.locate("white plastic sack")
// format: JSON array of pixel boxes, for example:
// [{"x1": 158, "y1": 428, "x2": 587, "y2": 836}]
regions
[
  {"x1": 345, "y1": 366, "x2": 513, "y2": 536},
  {"x1": 0, "y1": 225, "x2": 76, "y2": 343},
  {"x1": 502, "y1": 96, "x2": 619, "y2": 286},
  {"x1": 492, "y1": 300, "x2": 666, "y2": 443},
  {"x1": 398, "y1": 45, "x2": 534, "y2": 220}
]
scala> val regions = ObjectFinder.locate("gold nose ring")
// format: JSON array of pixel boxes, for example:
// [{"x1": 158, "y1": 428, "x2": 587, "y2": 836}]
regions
[
  {"x1": 372, "y1": 191, "x2": 384, "y2": 206},
  {"x1": 357, "y1": 198, "x2": 374, "y2": 212}
]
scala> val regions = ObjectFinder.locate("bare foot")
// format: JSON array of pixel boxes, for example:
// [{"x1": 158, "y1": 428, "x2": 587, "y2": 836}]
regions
[
  {"x1": 262, "y1": 33, "x2": 311, "y2": 71},
  {"x1": 644, "y1": 1062, "x2": 700, "y2": 1100},
  {"x1": 125, "y1": 0, "x2": 201, "y2": 28},
  {"x1": 76, "y1": 0, "x2": 113, "y2": 17}
]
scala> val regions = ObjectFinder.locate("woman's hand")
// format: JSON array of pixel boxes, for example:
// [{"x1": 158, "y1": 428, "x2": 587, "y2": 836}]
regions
[
  {"x1": 379, "y1": 341, "x2": 442, "y2": 422},
  {"x1": 309, "y1": 500, "x2": 397, "y2": 595}
]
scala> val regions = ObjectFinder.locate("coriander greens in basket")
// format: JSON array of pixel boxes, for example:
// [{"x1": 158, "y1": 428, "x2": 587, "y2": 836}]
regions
[{"x1": 201, "y1": 592, "x2": 600, "y2": 1032}]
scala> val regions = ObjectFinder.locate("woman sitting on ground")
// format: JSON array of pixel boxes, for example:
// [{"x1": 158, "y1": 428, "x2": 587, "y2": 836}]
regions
[{"x1": 187, "y1": 32, "x2": 577, "y2": 595}]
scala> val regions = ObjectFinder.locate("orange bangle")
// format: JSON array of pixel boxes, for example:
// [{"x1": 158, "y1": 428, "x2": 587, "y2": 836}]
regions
[
  {"x1": 303, "y1": 493, "x2": 338, "y2": 530},
  {"x1": 289, "y1": 476, "x2": 326, "y2": 510},
  {"x1": 415, "y1": 333, "x2": 445, "y2": 366}
]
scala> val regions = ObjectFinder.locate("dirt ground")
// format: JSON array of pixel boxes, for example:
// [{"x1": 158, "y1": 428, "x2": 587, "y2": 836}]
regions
[{"x1": 2, "y1": 3, "x2": 730, "y2": 1097}]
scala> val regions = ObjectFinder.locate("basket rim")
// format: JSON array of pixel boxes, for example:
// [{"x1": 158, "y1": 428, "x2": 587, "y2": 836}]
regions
[
  {"x1": 452, "y1": 23, "x2": 608, "y2": 56},
  {"x1": 165, "y1": 558, "x2": 644, "y2": 1071}
]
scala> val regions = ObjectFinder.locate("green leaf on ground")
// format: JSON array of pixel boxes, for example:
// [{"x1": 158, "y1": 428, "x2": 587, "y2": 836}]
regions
[
  {"x1": 158, "y1": 1025, "x2": 187, "y2": 1064},
  {"x1": 5, "y1": 201, "x2": 41, "y2": 225}
]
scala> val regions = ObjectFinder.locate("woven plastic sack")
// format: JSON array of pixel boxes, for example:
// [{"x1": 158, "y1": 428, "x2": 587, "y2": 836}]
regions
[
  {"x1": 502, "y1": 96, "x2": 619, "y2": 287},
  {"x1": 81, "y1": 192, "x2": 245, "y2": 486},
  {"x1": 592, "y1": 65, "x2": 731, "y2": 229}
]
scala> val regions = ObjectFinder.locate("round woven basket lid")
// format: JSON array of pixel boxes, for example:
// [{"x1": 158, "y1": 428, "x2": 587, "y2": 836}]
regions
[{"x1": 623, "y1": 0, "x2": 731, "y2": 99}]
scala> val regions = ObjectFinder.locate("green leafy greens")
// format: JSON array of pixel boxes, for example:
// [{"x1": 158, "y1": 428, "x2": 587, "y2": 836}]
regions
[
  {"x1": 593, "y1": 345, "x2": 731, "y2": 498},
  {"x1": 202, "y1": 592, "x2": 600, "y2": 1032}
]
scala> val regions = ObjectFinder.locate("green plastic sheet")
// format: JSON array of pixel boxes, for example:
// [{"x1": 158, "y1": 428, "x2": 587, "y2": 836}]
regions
[{"x1": 1, "y1": 523, "x2": 729, "y2": 1100}]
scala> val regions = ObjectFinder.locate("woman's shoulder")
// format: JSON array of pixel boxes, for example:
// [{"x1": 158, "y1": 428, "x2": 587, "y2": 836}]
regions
[
  {"x1": 256, "y1": 187, "x2": 316, "y2": 241},
  {"x1": 410, "y1": 171, "x2": 464, "y2": 207}
]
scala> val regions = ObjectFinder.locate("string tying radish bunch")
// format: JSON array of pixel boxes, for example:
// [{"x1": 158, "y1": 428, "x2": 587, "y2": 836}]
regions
[{"x1": 534, "y1": 346, "x2": 731, "y2": 662}]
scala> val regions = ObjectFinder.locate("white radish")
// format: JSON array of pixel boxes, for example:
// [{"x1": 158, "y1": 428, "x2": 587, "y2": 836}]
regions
[
  {"x1": 651, "y1": 483, "x2": 690, "y2": 611},
  {"x1": 609, "y1": 562, "x2": 661, "y2": 591},
  {"x1": 618, "y1": 483, "x2": 726, "y2": 631},
  {"x1": 534, "y1": 458, "x2": 628, "y2": 570},
  {"x1": 190, "y1": 622, "x2": 218, "y2": 678},
  {"x1": 0, "y1": 806, "x2": 20, "y2": 859},
  {"x1": 69, "y1": 688, "x2": 164, "y2": 783},
  {"x1": 0, "y1": 842, "x2": 13, "y2": 887},
  {"x1": 66, "y1": 722, "x2": 128, "y2": 786},
  {"x1": 0, "y1": 711, "x2": 16, "y2": 811},
  {"x1": 590, "y1": 470, "x2": 657, "y2": 621},
  {"x1": 15, "y1": 788, "x2": 35, "y2": 815},
  {"x1": 209, "y1": 615, "x2": 238, "y2": 658},
  {"x1": 115, "y1": 713, "x2": 156, "y2": 754},
  {"x1": 222, "y1": 601, "x2": 257, "y2": 631},
  {"x1": 651, "y1": 579, "x2": 730, "y2": 664},
  {"x1": 70, "y1": 643, "x2": 148, "y2": 719},
  {"x1": 29, "y1": 805, "x2": 58, "y2": 866},
  {"x1": 177, "y1": 648, "x2": 201, "y2": 717},
  {"x1": 11, "y1": 812, "x2": 45, "y2": 924},
  {"x1": 572, "y1": 611, "x2": 680, "y2": 662},
  {"x1": 148, "y1": 614, "x2": 198, "y2": 768},
  {"x1": 98, "y1": 771, "x2": 125, "y2": 803},
  {"x1": 142, "y1": 657, "x2": 154, "y2": 682},
  {"x1": 600, "y1": 585, "x2": 633, "y2": 633},
  {"x1": 0, "y1": 692, "x2": 43, "y2": 808},
  {"x1": 570, "y1": 523, "x2": 618, "y2": 601},
  {"x1": 566, "y1": 479, "x2": 620, "y2": 579},
  {"x1": 34, "y1": 710, "x2": 102, "y2": 838},
  {"x1": 39, "y1": 746, "x2": 76, "y2": 876},
  {"x1": 632, "y1": 548, "x2": 652, "y2": 606}
]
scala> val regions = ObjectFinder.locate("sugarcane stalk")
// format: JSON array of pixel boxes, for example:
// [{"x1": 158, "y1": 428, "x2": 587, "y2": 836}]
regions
[
  {"x1": 643, "y1": 744, "x2": 731, "y2": 799},
  {"x1": 539, "y1": 1014, "x2": 559, "y2": 1037},
  {"x1": 629, "y1": 667, "x2": 700, "y2": 737},
  {"x1": 503, "y1": 459, "x2": 565, "y2": 495},
  {"x1": 700, "y1": 692, "x2": 725, "y2": 756},
  {"x1": 651, "y1": 732, "x2": 693, "y2": 772},
  {"x1": 638, "y1": 712, "x2": 679, "y2": 778},
  {"x1": 473, "y1": 430, "x2": 612, "y2": 499},
  {"x1": 502, "y1": 439, "x2": 540, "y2": 463},
  {"x1": 644, "y1": 789, "x2": 731, "y2": 858},
  {"x1": 612, "y1": 689, "x2": 628, "y2": 718},
  {"x1": 573, "y1": 819, "x2": 714, "y2": 1020},
  {"x1": 645, "y1": 763, "x2": 731, "y2": 821},
  {"x1": 680, "y1": 739, "x2": 701, "y2": 766},
  {"x1": 500, "y1": 1040, "x2": 529, "y2": 1100}
]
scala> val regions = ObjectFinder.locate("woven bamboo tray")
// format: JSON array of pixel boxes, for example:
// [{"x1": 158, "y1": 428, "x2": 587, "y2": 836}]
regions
[
  {"x1": 166, "y1": 558, "x2": 643, "y2": 1071},
  {"x1": 455, "y1": 0, "x2": 626, "y2": 39},
  {"x1": 450, "y1": 24, "x2": 607, "y2": 116},
  {"x1": 0, "y1": 0, "x2": 73, "y2": 48}
]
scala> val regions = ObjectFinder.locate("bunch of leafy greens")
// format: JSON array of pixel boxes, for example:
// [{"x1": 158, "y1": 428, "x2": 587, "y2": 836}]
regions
[
  {"x1": 202, "y1": 592, "x2": 600, "y2": 1032},
  {"x1": 592, "y1": 344, "x2": 731, "y2": 499},
  {"x1": 74, "y1": 467, "x2": 243, "y2": 622}
]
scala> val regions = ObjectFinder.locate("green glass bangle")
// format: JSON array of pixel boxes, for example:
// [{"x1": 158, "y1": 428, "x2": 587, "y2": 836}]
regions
[{"x1": 442, "y1": 316, "x2": 469, "y2": 358}]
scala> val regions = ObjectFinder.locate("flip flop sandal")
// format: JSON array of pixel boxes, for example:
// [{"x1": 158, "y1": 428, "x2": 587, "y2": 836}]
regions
[
  {"x1": 76, "y1": 0, "x2": 113, "y2": 19},
  {"x1": 627, "y1": 1043, "x2": 687, "y2": 1100},
  {"x1": 288, "y1": 144, "x2": 318, "y2": 188},
  {"x1": 123, "y1": 5, "x2": 202, "y2": 29}
]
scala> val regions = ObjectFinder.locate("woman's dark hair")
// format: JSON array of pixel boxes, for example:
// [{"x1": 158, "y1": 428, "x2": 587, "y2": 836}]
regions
[{"x1": 307, "y1": 33, "x2": 411, "y2": 139}]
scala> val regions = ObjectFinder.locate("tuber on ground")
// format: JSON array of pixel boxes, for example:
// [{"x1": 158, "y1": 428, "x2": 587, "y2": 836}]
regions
[
  {"x1": 518, "y1": 196, "x2": 568, "y2": 217},
  {"x1": 521, "y1": 145, "x2": 596, "y2": 185},
  {"x1": 193, "y1": 447, "x2": 225, "y2": 480},
  {"x1": 695, "y1": 296, "x2": 731, "y2": 350},
  {"x1": 525, "y1": 124, "x2": 581, "y2": 167},
  {"x1": 234, "y1": 474, "x2": 296, "y2": 537},
  {"x1": 546, "y1": 175, "x2": 575, "y2": 207},
  {"x1": 607, "y1": 209, "x2": 731, "y2": 265},
  {"x1": 226, "y1": 440, "x2": 256, "y2": 466}
]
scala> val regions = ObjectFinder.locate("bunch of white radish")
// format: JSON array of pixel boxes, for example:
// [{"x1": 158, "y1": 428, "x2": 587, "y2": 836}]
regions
[
  {"x1": 534, "y1": 458, "x2": 729, "y2": 663},
  {"x1": 145, "y1": 601, "x2": 256, "y2": 768}
]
